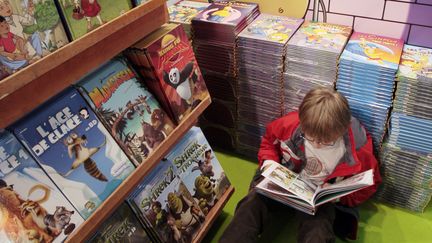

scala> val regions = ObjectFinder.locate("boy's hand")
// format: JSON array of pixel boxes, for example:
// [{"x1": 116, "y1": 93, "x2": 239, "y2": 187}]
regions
[{"x1": 260, "y1": 159, "x2": 279, "y2": 172}]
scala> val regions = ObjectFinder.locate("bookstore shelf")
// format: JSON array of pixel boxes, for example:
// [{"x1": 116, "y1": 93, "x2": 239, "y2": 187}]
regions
[
  {"x1": 0, "y1": 0, "x2": 167, "y2": 128},
  {"x1": 66, "y1": 95, "x2": 212, "y2": 242},
  {"x1": 0, "y1": 0, "x2": 234, "y2": 241}
]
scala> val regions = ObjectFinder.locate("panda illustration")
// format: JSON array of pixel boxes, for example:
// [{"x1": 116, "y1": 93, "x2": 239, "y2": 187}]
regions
[{"x1": 163, "y1": 62, "x2": 196, "y2": 102}]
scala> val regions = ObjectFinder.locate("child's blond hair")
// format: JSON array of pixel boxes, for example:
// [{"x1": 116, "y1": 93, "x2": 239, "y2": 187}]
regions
[{"x1": 299, "y1": 87, "x2": 351, "y2": 143}]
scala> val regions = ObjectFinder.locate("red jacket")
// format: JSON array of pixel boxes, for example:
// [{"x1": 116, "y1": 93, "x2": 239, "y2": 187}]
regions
[{"x1": 258, "y1": 112, "x2": 381, "y2": 207}]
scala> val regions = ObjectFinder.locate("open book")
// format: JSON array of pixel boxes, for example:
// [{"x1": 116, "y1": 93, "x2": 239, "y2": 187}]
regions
[{"x1": 255, "y1": 163, "x2": 374, "y2": 215}]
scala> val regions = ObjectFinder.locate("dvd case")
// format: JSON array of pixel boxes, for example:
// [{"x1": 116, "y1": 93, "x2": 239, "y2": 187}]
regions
[
  {"x1": 0, "y1": 130, "x2": 84, "y2": 242},
  {"x1": 11, "y1": 88, "x2": 135, "y2": 219},
  {"x1": 125, "y1": 23, "x2": 209, "y2": 124},
  {"x1": 77, "y1": 58, "x2": 176, "y2": 166}
]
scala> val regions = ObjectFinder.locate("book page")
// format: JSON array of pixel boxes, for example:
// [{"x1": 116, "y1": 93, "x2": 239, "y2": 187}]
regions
[
  {"x1": 314, "y1": 169, "x2": 375, "y2": 203},
  {"x1": 261, "y1": 163, "x2": 316, "y2": 204}
]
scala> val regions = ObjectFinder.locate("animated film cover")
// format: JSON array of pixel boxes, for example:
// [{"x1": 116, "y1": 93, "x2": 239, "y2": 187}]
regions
[
  {"x1": 0, "y1": 0, "x2": 69, "y2": 77},
  {"x1": 56, "y1": 0, "x2": 132, "y2": 40},
  {"x1": 168, "y1": 126, "x2": 231, "y2": 216},
  {"x1": 238, "y1": 14, "x2": 303, "y2": 44},
  {"x1": 168, "y1": 0, "x2": 210, "y2": 25},
  {"x1": 129, "y1": 159, "x2": 205, "y2": 243},
  {"x1": 192, "y1": 1, "x2": 258, "y2": 27},
  {"x1": 341, "y1": 32, "x2": 404, "y2": 70},
  {"x1": 0, "y1": 130, "x2": 84, "y2": 243},
  {"x1": 11, "y1": 88, "x2": 135, "y2": 219},
  {"x1": 128, "y1": 23, "x2": 209, "y2": 124},
  {"x1": 288, "y1": 21, "x2": 352, "y2": 54},
  {"x1": 89, "y1": 202, "x2": 151, "y2": 243},
  {"x1": 77, "y1": 58, "x2": 176, "y2": 166},
  {"x1": 397, "y1": 44, "x2": 432, "y2": 79}
]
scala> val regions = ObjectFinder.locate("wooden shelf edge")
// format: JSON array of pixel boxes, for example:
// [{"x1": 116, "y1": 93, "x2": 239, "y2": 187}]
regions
[
  {"x1": 65, "y1": 95, "x2": 211, "y2": 242},
  {"x1": 193, "y1": 186, "x2": 235, "y2": 243},
  {"x1": 0, "y1": 0, "x2": 168, "y2": 128}
]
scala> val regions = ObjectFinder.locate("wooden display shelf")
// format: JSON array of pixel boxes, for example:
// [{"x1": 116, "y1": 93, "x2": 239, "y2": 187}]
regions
[
  {"x1": 65, "y1": 95, "x2": 211, "y2": 242},
  {"x1": 193, "y1": 185, "x2": 235, "y2": 243},
  {"x1": 0, "y1": 0, "x2": 168, "y2": 128}
]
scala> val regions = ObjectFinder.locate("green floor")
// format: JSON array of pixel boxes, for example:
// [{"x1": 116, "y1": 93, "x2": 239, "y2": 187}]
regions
[{"x1": 203, "y1": 150, "x2": 432, "y2": 243}]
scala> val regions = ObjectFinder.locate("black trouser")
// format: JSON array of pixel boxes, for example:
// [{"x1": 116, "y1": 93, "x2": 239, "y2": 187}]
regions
[{"x1": 220, "y1": 174, "x2": 336, "y2": 243}]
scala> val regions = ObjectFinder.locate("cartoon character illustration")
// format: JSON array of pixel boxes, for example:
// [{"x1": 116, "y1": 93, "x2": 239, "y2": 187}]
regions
[
  {"x1": 166, "y1": 192, "x2": 205, "y2": 242},
  {"x1": 209, "y1": 6, "x2": 234, "y2": 21},
  {"x1": 141, "y1": 120, "x2": 165, "y2": 149},
  {"x1": 62, "y1": 132, "x2": 108, "y2": 181},
  {"x1": 151, "y1": 108, "x2": 174, "y2": 136},
  {"x1": 359, "y1": 38, "x2": 385, "y2": 63},
  {"x1": 163, "y1": 62, "x2": 195, "y2": 104},
  {"x1": 193, "y1": 175, "x2": 217, "y2": 215},
  {"x1": 206, "y1": 5, "x2": 242, "y2": 23},
  {"x1": 0, "y1": 179, "x2": 76, "y2": 242},
  {"x1": 0, "y1": 16, "x2": 31, "y2": 72},
  {"x1": 304, "y1": 26, "x2": 328, "y2": 44},
  {"x1": 402, "y1": 54, "x2": 431, "y2": 75},
  {"x1": 192, "y1": 149, "x2": 215, "y2": 179},
  {"x1": 73, "y1": 0, "x2": 105, "y2": 31},
  {"x1": 0, "y1": 0, "x2": 42, "y2": 52}
]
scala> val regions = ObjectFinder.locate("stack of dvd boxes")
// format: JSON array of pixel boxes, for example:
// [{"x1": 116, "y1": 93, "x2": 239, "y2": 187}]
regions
[
  {"x1": 192, "y1": 1, "x2": 259, "y2": 150},
  {"x1": 377, "y1": 45, "x2": 432, "y2": 212},
  {"x1": 235, "y1": 14, "x2": 303, "y2": 157},
  {"x1": 284, "y1": 21, "x2": 352, "y2": 113},
  {"x1": 336, "y1": 32, "x2": 404, "y2": 151}
]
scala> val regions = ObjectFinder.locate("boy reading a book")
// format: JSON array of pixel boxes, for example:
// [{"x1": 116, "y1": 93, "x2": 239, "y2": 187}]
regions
[{"x1": 220, "y1": 87, "x2": 381, "y2": 243}]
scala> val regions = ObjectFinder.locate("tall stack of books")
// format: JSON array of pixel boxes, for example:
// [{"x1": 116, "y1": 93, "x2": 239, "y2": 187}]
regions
[
  {"x1": 284, "y1": 21, "x2": 352, "y2": 113},
  {"x1": 377, "y1": 45, "x2": 432, "y2": 212},
  {"x1": 337, "y1": 32, "x2": 404, "y2": 151},
  {"x1": 168, "y1": 0, "x2": 211, "y2": 39},
  {"x1": 235, "y1": 14, "x2": 303, "y2": 157},
  {"x1": 192, "y1": 1, "x2": 259, "y2": 150}
]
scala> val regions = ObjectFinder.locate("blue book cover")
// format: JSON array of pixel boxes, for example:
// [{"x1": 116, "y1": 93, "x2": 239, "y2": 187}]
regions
[
  {"x1": 340, "y1": 32, "x2": 404, "y2": 70},
  {"x1": 169, "y1": 126, "x2": 231, "y2": 215},
  {"x1": 77, "y1": 58, "x2": 175, "y2": 166},
  {"x1": 129, "y1": 159, "x2": 205, "y2": 243},
  {"x1": 11, "y1": 88, "x2": 135, "y2": 219},
  {"x1": 0, "y1": 130, "x2": 84, "y2": 242}
]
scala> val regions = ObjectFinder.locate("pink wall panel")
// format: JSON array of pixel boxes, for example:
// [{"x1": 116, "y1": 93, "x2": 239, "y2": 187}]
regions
[
  {"x1": 313, "y1": 0, "x2": 432, "y2": 48},
  {"x1": 354, "y1": 17, "x2": 410, "y2": 41},
  {"x1": 329, "y1": 0, "x2": 385, "y2": 18},
  {"x1": 391, "y1": 0, "x2": 416, "y2": 2},
  {"x1": 305, "y1": 10, "x2": 354, "y2": 27},
  {"x1": 417, "y1": 0, "x2": 432, "y2": 5},
  {"x1": 409, "y1": 25, "x2": 432, "y2": 47},
  {"x1": 384, "y1": 1, "x2": 432, "y2": 26}
]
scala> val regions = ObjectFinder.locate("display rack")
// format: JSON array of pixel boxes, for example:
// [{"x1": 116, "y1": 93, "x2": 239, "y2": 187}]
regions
[
  {"x1": 0, "y1": 0, "x2": 167, "y2": 128},
  {"x1": 66, "y1": 95, "x2": 212, "y2": 242},
  {"x1": 0, "y1": 0, "x2": 234, "y2": 241}
]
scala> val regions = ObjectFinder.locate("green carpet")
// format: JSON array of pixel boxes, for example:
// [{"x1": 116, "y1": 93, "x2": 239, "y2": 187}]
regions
[{"x1": 203, "y1": 150, "x2": 432, "y2": 243}]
